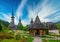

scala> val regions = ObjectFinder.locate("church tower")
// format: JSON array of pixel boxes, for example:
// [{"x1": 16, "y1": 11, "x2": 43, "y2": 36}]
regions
[
  {"x1": 8, "y1": 8, "x2": 17, "y2": 30},
  {"x1": 11, "y1": 8, "x2": 15, "y2": 25},
  {"x1": 30, "y1": 18, "x2": 33, "y2": 24},
  {"x1": 17, "y1": 16, "x2": 23, "y2": 30},
  {"x1": 18, "y1": 17, "x2": 22, "y2": 25}
]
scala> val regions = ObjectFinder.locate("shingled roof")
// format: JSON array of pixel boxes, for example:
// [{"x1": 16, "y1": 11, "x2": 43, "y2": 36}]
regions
[
  {"x1": 29, "y1": 15, "x2": 46, "y2": 29},
  {"x1": 46, "y1": 22, "x2": 58, "y2": 30},
  {"x1": 8, "y1": 22, "x2": 17, "y2": 30}
]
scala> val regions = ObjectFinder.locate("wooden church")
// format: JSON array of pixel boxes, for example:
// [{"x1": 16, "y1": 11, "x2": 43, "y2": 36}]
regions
[{"x1": 29, "y1": 15, "x2": 50, "y2": 36}]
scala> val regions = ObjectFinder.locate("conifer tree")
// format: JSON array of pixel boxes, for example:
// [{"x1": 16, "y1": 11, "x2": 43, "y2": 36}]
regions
[
  {"x1": 0, "y1": 24, "x2": 2, "y2": 31},
  {"x1": 18, "y1": 24, "x2": 24, "y2": 30}
]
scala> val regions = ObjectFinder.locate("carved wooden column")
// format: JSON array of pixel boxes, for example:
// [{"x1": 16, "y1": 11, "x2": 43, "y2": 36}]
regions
[
  {"x1": 34, "y1": 30, "x2": 36, "y2": 36},
  {"x1": 44, "y1": 29, "x2": 46, "y2": 35}
]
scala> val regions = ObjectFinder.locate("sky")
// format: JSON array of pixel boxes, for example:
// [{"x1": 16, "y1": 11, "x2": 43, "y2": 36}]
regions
[{"x1": 0, "y1": 0, "x2": 60, "y2": 26}]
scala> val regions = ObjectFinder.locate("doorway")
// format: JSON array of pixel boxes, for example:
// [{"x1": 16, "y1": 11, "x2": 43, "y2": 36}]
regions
[{"x1": 35, "y1": 30, "x2": 39, "y2": 36}]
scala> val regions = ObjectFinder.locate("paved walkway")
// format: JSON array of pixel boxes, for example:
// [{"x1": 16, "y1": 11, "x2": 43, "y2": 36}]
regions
[{"x1": 33, "y1": 37, "x2": 42, "y2": 42}]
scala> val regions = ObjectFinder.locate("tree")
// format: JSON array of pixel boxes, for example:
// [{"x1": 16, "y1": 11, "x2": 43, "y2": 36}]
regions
[
  {"x1": 56, "y1": 24, "x2": 60, "y2": 33},
  {"x1": 1, "y1": 24, "x2": 8, "y2": 30},
  {"x1": 56, "y1": 24, "x2": 60, "y2": 28},
  {"x1": 23, "y1": 25, "x2": 29, "y2": 31},
  {"x1": 46, "y1": 24, "x2": 49, "y2": 35},
  {"x1": 0, "y1": 19, "x2": 9, "y2": 27},
  {"x1": 17, "y1": 24, "x2": 24, "y2": 30},
  {"x1": 0, "y1": 24, "x2": 2, "y2": 31}
]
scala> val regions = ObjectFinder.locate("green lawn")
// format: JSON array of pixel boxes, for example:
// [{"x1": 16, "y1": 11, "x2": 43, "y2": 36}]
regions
[
  {"x1": 49, "y1": 40, "x2": 60, "y2": 42},
  {"x1": 0, "y1": 37, "x2": 34, "y2": 42},
  {"x1": 41, "y1": 35, "x2": 60, "y2": 42},
  {"x1": 27, "y1": 37, "x2": 34, "y2": 42},
  {"x1": 0, "y1": 39, "x2": 22, "y2": 42},
  {"x1": 42, "y1": 39, "x2": 60, "y2": 42}
]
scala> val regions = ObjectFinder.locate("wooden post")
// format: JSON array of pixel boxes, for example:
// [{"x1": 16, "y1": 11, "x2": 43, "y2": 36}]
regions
[
  {"x1": 34, "y1": 30, "x2": 36, "y2": 36},
  {"x1": 44, "y1": 29, "x2": 45, "y2": 35}
]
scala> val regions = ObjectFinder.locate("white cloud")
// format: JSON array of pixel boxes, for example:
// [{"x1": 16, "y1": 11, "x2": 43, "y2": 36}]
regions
[
  {"x1": 0, "y1": 0, "x2": 28, "y2": 25},
  {"x1": 0, "y1": 12, "x2": 18, "y2": 25},
  {"x1": 1, "y1": 0, "x2": 60, "y2": 26},
  {"x1": 15, "y1": 0, "x2": 27, "y2": 25},
  {"x1": 14, "y1": 17, "x2": 19, "y2": 25},
  {"x1": 28, "y1": 0, "x2": 60, "y2": 23},
  {"x1": 28, "y1": 0, "x2": 52, "y2": 22},
  {"x1": 0, "y1": 12, "x2": 11, "y2": 22},
  {"x1": 49, "y1": 13, "x2": 60, "y2": 22},
  {"x1": 16, "y1": 0, "x2": 27, "y2": 19},
  {"x1": 21, "y1": 19, "x2": 30, "y2": 26}
]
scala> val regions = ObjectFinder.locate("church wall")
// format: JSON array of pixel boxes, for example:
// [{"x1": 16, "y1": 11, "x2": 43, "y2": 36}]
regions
[
  {"x1": 29, "y1": 30, "x2": 36, "y2": 36},
  {"x1": 39, "y1": 30, "x2": 43, "y2": 36},
  {"x1": 43, "y1": 29, "x2": 46, "y2": 35},
  {"x1": 29, "y1": 29, "x2": 47, "y2": 36},
  {"x1": 39, "y1": 29, "x2": 46, "y2": 36}
]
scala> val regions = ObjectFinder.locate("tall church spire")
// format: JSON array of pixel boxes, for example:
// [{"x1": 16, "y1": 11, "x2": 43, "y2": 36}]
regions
[
  {"x1": 11, "y1": 8, "x2": 15, "y2": 24},
  {"x1": 30, "y1": 18, "x2": 33, "y2": 24},
  {"x1": 11, "y1": 8, "x2": 14, "y2": 18},
  {"x1": 19, "y1": 16, "x2": 21, "y2": 24},
  {"x1": 8, "y1": 8, "x2": 17, "y2": 30},
  {"x1": 18, "y1": 16, "x2": 22, "y2": 25}
]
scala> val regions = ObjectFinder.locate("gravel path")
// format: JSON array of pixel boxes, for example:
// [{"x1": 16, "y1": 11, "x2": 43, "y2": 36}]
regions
[{"x1": 33, "y1": 37, "x2": 42, "y2": 42}]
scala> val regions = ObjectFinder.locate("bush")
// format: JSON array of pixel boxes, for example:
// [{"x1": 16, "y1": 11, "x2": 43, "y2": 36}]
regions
[
  {"x1": 8, "y1": 30, "x2": 14, "y2": 35},
  {"x1": 15, "y1": 34, "x2": 21, "y2": 40},
  {"x1": 0, "y1": 24, "x2": 2, "y2": 31},
  {"x1": 0, "y1": 32, "x2": 13, "y2": 39}
]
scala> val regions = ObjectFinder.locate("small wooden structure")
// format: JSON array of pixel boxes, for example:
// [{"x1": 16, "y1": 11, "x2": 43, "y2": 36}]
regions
[{"x1": 29, "y1": 15, "x2": 48, "y2": 36}]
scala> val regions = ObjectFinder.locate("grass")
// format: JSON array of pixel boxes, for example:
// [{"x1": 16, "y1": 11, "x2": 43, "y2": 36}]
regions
[
  {"x1": 42, "y1": 39, "x2": 60, "y2": 42},
  {"x1": 0, "y1": 37, "x2": 34, "y2": 42},
  {"x1": 42, "y1": 35, "x2": 60, "y2": 42},
  {"x1": 49, "y1": 40, "x2": 60, "y2": 42},
  {"x1": 41, "y1": 35, "x2": 54, "y2": 39},
  {"x1": 0, "y1": 39, "x2": 22, "y2": 42},
  {"x1": 27, "y1": 37, "x2": 34, "y2": 42}
]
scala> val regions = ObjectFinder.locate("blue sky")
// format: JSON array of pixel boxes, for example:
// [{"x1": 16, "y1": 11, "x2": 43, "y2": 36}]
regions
[{"x1": 0, "y1": 0, "x2": 60, "y2": 26}]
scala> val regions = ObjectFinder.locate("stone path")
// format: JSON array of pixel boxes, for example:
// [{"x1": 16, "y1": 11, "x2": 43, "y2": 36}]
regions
[{"x1": 33, "y1": 37, "x2": 42, "y2": 42}]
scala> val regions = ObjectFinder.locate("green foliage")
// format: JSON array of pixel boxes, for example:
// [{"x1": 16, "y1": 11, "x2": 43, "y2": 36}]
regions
[
  {"x1": 42, "y1": 39, "x2": 60, "y2": 42},
  {"x1": 1, "y1": 24, "x2": 8, "y2": 30},
  {"x1": 0, "y1": 19, "x2": 9, "y2": 27},
  {"x1": 0, "y1": 24, "x2": 9, "y2": 32},
  {"x1": 8, "y1": 30, "x2": 14, "y2": 35},
  {"x1": 17, "y1": 24, "x2": 24, "y2": 30},
  {"x1": 23, "y1": 25, "x2": 29, "y2": 31},
  {"x1": 0, "y1": 32, "x2": 13, "y2": 39},
  {"x1": 15, "y1": 34, "x2": 21, "y2": 40},
  {"x1": 0, "y1": 19, "x2": 9, "y2": 31},
  {"x1": 46, "y1": 30, "x2": 49, "y2": 35},
  {"x1": 46, "y1": 24, "x2": 49, "y2": 29},
  {"x1": 0, "y1": 39, "x2": 22, "y2": 42},
  {"x1": 49, "y1": 40, "x2": 60, "y2": 42},
  {"x1": 17, "y1": 23, "x2": 29, "y2": 31},
  {"x1": 0, "y1": 24, "x2": 2, "y2": 31},
  {"x1": 0, "y1": 30, "x2": 34, "y2": 42},
  {"x1": 56, "y1": 23, "x2": 60, "y2": 28}
]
